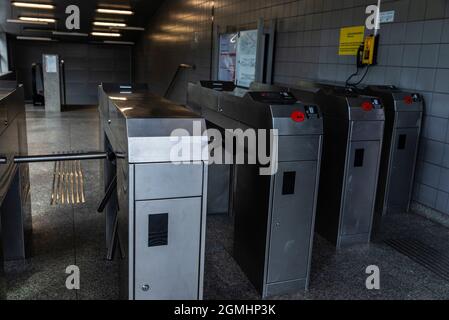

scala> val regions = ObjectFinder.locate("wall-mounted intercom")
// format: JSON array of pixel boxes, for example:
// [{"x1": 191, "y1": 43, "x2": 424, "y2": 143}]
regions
[{"x1": 357, "y1": 34, "x2": 379, "y2": 67}]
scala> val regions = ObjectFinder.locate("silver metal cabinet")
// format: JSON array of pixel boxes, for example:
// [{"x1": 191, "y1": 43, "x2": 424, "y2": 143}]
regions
[
  {"x1": 99, "y1": 83, "x2": 208, "y2": 300},
  {"x1": 187, "y1": 81, "x2": 323, "y2": 298},
  {"x1": 359, "y1": 86, "x2": 423, "y2": 217},
  {"x1": 291, "y1": 83, "x2": 385, "y2": 248},
  {"x1": 0, "y1": 83, "x2": 31, "y2": 262},
  {"x1": 0, "y1": 209, "x2": 4, "y2": 300}
]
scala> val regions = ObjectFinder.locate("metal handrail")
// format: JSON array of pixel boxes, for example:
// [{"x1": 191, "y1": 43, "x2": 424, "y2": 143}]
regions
[{"x1": 164, "y1": 63, "x2": 195, "y2": 98}]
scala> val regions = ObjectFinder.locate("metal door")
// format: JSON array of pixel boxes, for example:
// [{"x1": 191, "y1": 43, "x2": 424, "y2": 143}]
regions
[
  {"x1": 341, "y1": 141, "x2": 380, "y2": 236},
  {"x1": 386, "y1": 128, "x2": 419, "y2": 211},
  {"x1": 134, "y1": 197, "x2": 202, "y2": 300},
  {"x1": 267, "y1": 161, "x2": 318, "y2": 283}
]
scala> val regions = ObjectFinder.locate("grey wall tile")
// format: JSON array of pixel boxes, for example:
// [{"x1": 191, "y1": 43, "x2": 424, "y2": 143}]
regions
[
  {"x1": 425, "y1": 116, "x2": 449, "y2": 142},
  {"x1": 437, "y1": 44, "x2": 449, "y2": 68},
  {"x1": 388, "y1": 45, "x2": 405, "y2": 66},
  {"x1": 387, "y1": 23, "x2": 407, "y2": 45},
  {"x1": 402, "y1": 45, "x2": 421, "y2": 67},
  {"x1": 422, "y1": 20, "x2": 444, "y2": 44},
  {"x1": 405, "y1": 21, "x2": 424, "y2": 44},
  {"x1": 443, "y1": 143, "x2": 449, "y2": 168},
  {"x1": 417, "y1": 183, "x2": 438, "y2": 208},
  {"x1": 423, "y1": 139, "x2": 445, "y2": 165},
  {"x1": 400, "y1": 68, "x2": 418, "y2": 89},
  {"x1": 416, "y1": 68, "x2": 435, "y2": 91},
  {"x1": 420, "y1": 161, "x2": 442, "y2": 187},
  {"x1": 431, "y1": 93, "x2": 449, "y2": 119},
  {"x1": 385, "y1": 67, "x2": 402, "y2": 85},
  {"x1": 436, "y1": 191, "x2": 449, "y2": 213},
  {"x1": 447, "y1": 125, "x2": 449, "y2": 142},
  {"x1": 442, "y1": 19, "x2": 449, "y2": 43},
  {"x1": 419, "y1": 44, "x2": 440, "y2": 68},
  {"x1": 439, "y1": 167, "x2": 449, "y2": 192},
  {"x1": 435, "y1": 69, "x2": 449, "y2": 93}
]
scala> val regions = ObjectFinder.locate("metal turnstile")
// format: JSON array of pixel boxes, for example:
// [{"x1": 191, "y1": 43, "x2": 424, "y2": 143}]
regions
[
  {"x1": 188, "y1": 81, "x2": 323, "y2": 298},
  {"x1": 99, "y1": 83, "x2": 208, "y2": 300},
  {"x1": 291, "y1": 83, "x2": 385, "y2": 248},
  {"x1": 188, "y1": 81, "x2": 236, "y2": 216},
  {"x1": 0, "y1": 211, "x2": 4, "y2": 299},
  {"x1": 0, "y1": 83, "x2": 32, "y2": 262},
  {"x1": 359, "y1": 86, "x2": 423, "y2": 217}
]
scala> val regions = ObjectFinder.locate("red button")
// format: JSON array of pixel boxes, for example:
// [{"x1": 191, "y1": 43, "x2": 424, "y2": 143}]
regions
[
  {"x1": 361, "y1": 101, "x2": 374, "y2": 111},
  {"x1": 404, "y1": 96, "x2": 413, "y2": 105},
  {"x1": 291, "y1": 111, "x2": 305, "y2": 122}
]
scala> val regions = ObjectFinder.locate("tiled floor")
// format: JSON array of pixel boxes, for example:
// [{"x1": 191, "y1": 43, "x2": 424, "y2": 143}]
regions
[{"x1": 4, "y1": 106, "x2": 449, "y2": 300}]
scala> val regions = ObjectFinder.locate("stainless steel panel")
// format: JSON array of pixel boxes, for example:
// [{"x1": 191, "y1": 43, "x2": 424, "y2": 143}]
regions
[
  {"x1": 134, "y1": 163, "x2": 203, "y2": 201},
  {"x1": 278, "y1": 136, "x2": 322, "y2": 162},
  {"x1": 395, "y1": 111, "x2": 422, "y2": 128},
  {"x1": 386, "y1": 128, "x2": 419, "y2": 213},
  {"x1": 350, "y1": 121, "x2": 384, "y2": 141},
  {"x1": 134, "y1": 198, "x2": 202, "y2": 300},
  {"x1": 0, "y1": 169, "x2": 26, "y2": 260},
  {"x1": 341, "y1": 141, "x2": 380, "y2": 237},
  {"x1": 128, "y1": 136, "x2": 207, "y2": 164},
  {"x1": 267, "y1": 161, "x2": 318, "y2": 284},
  {"x1": 265, "y1": 279, "x2": 307, "y2": 297},
  {"x1": 0, "y1": 216, "x2": 3, "y2": 299},
  {"x1": 207, "y1": 164, "x2": 231, "y2": 215},
  {"x1": 270, "y1": 104, "x2": 323, "y2": 136},
  {"x1": 187, "y1": 83, "x2": 220, "y2": 114}
]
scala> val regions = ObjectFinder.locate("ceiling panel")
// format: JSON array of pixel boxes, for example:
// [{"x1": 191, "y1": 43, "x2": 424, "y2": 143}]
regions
[{"x1": 0, "y1": 0, "x2": 163, "y2": 43}]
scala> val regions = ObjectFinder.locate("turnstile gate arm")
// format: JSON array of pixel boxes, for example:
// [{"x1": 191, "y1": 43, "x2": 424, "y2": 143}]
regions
[
  {"x1": 97, "y1": 175, "x2": 117, "y2": 213},
  {"x1": 96, "y1": 175, "x2": 124, "y2": 261},
  {"x1": 14, "y1": 152, "x2": 111, "y2": 164},
  {"x1": 106, "y1": 209, "x2": 125, "y2": 261}
]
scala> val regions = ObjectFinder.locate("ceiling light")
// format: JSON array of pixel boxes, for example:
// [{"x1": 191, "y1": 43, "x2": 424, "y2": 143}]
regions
[
  {"x1": 52, "y1": 31, "x2": 89, "y2": 37},
  {"x1": 97, "y1": 8, "x2": 134, "y2": 15},
  {"x1": 94, "y1": 21, "x2": 127, "y2": 27},
  {"x1": 7, "y1": 18, "x2": 48, "y2": 25},
  {"x1": 12, "y1": 2, "x2": 55, "y2": 9},
  {"x1": 19, "y1": 16, "x2": 56, "y2": 23},
  {"x1": 17, "y1": 36, "x2": 55, "y2": 41},
  {"x1": 104, "y1": 40, "x2": 135, "y2": 45},
  {"x1": 91, "y1": 32, "x2": 121, "y2": 37},
  {"x1": 110, "y1": 97, "x2": 128, "y2": 101}
]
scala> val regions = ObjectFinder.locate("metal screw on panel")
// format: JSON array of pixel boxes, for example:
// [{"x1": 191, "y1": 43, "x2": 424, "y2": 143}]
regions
[
  {"x1": 108, "y1": 119, "x2": 112, "y2": 124},
  {"x1": 142, "y1": 284, "x2": 150, "y2": 292}
]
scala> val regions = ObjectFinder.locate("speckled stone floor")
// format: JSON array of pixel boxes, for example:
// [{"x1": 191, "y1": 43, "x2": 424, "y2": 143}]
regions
[{"x1": 3, "y1": 106, "x2": 449, "y2": 300}]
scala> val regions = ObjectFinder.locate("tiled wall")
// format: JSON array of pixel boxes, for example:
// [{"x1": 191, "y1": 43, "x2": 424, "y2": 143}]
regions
[
  {"x1": 135, "y1": 0, "x2": 449, "y2": 217},
  {"x1": 10, "y1": 40, "x2": 132, "y2": 105}
]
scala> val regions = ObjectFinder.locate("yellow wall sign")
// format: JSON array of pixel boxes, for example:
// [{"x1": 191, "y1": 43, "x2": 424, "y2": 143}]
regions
[{"x1": 339, "y1": 26, "x2": 365, "y2": 56}]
